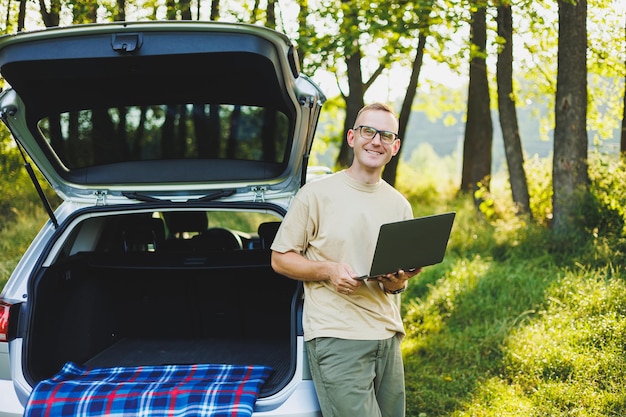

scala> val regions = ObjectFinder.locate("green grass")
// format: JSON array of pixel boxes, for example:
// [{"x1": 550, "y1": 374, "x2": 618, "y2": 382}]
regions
[
  {"x1": 402, "y1": 246, "x2": 626, "y2": 416},
  {"x1": 0, "y1": 206, "x2": 47, "y2": 290},
  {"x1": 416, "y1": 264, "x2": 626, "y2": 417},
  {"x1": 2, "y1": 152, "x2": 626, "y2": 416},
  {"x1": 398, "y1": 154, "x2": 626, "y2": 416}
]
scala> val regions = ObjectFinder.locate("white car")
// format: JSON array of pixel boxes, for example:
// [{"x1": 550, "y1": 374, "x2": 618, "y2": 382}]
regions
[{"x1": 0, "y1": 21, "x2": 325, "y2": 416}]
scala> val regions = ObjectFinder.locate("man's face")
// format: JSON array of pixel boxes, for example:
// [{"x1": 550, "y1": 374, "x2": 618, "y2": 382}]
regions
[{"x1": 347, "y1": 109, "x2": 401, "y2": 170}]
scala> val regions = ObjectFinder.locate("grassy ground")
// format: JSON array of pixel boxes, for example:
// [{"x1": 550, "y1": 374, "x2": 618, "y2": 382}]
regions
[
  {"x1": 403, "y1": 237, "x2": 626, "y2": 416},
  {"x1": 0, "y1": 206, "x2": 47, "y2": 290},
  {"x1": 400, "y1": 189, "x2": 626, "y2": 416},
  {"x1": 2, "y1": 154, "x2": 626, "y2": 416}
]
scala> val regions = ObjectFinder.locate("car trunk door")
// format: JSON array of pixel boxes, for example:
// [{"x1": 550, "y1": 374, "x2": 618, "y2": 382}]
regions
[{"x1": 0, "y1": 22, "x2": 325, "y2": 208}]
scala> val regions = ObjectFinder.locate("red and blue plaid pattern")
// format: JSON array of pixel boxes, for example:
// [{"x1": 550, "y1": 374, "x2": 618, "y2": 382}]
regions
[{"x1": 25, "y1": 362, "x2": 272, "y2": 417}]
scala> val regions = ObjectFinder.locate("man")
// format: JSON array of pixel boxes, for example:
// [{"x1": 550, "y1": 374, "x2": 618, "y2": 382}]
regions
[{"x1": 270, "y1": 102, "x2": 420, "y2": 417}]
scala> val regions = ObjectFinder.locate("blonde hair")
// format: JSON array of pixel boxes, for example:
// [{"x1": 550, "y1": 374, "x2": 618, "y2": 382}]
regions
[{"x1": 354, "y1": 103, "x2": 398, "y2": 128}]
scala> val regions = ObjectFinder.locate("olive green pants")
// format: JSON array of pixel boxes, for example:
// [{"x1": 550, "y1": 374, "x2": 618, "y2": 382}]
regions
[{"x1": 306, "y1": 335, "x2": 405, "y2": 417}]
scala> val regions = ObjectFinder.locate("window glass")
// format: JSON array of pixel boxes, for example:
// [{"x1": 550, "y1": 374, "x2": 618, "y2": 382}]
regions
[{"x1": 37, "y1": 104, "x2": 290, "y2": 169}]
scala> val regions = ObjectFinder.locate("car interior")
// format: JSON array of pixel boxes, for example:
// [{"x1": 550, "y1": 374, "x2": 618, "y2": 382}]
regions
[{"x1": 26, "y1": 209, "x2": 300, "y2": 397}]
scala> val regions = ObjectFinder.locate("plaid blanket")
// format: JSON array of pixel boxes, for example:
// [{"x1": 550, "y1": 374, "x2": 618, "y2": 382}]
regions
[{"x1": 24, "y1": 362, "x2": 272, "y2": 417}]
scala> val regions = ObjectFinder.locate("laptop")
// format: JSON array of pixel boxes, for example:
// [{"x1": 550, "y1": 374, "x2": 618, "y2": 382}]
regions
[{"x1": 357, "y1": 212, "x2": 456, "y2": 280}]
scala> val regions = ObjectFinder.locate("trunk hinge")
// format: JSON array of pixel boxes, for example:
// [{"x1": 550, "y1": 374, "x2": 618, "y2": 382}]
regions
[
  {"x1": 94, "y1": 191, "x2": 108, "y2": 206},
  {"x1": 251, "y1": 186, "x2": 267, "y2": 202}
]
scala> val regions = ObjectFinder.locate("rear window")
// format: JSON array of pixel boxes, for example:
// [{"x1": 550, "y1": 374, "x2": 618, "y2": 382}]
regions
[{"x1": 37, "y1": 104, "x2": 290, "y2": 169}]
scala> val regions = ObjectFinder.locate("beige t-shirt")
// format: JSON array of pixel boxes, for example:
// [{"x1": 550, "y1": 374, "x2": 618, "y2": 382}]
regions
[{"x1": 271, "y1": 171, "x2": 413, "y2": 341}]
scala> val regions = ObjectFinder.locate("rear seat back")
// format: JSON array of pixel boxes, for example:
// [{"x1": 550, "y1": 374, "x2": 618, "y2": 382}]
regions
[
  {"x1": 192, "y1": 227, "x2": 243, "y2": 251},
  {"x1": 162, "y1": 211, "x2": 244, "y2": 252},
  {"x1": 258, "y1": 221, "x2": 281, "y2": 249},
  {"x1": 121, "y1": 214, "x2": 165, "y2": 253}
]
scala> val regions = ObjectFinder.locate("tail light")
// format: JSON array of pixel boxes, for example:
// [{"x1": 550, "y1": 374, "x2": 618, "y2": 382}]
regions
[{"x1": 0, "y1": 300, "x2": 11, "y2": 342}]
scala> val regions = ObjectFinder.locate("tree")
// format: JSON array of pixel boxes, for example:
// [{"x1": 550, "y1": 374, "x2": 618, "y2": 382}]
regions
[
  {"x1": 38, "y1": 0, "x2": 61, "y2": 27},
  {"x1": 334, "y1": 1, "x2": 366, "y2": 169},
  {"x1": 460, "y1": 1, "x2": 492, "y2": 200},
  {"x1": 210, "y1": 0, "x2": 220, "y2": 20},
  {"x1": 382, "y1": 31, "x2": 427, "y2": 186},
  {"x1": 302, "y1": 1, "x2": 419, "y2": 170},
  {"x1": 17, "y1": 0, "x2": 26, "y2": 31},
  {"x1": 114, "y1": 0, "x2": 126, "y2": 21},
  {"x1": 166, "y1": 0, "x2": 191, "y2": 20},
  {"x1": 382, "y1": 0, "x2": 437, "y2": 186},
  {"x1": 496, "y1": 0, "x2": 531, "y2": 215},
  {"x1": 552, "y1": 0, "x2": 588, "y2": 237},
  {"x1": 72, "y1": 1, "x2": 98, "y2": 23}
]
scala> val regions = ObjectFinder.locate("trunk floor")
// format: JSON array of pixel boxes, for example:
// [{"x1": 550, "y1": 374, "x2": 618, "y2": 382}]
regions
[{"x1": 85, "y1": 337, "x2": 291, "y2": 396}]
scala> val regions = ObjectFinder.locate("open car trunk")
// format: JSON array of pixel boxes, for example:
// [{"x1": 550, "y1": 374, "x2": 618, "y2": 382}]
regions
[
  {"x1": 24, "y1": 210, "x2": 300, "y2": 398},
  {"x1": 0, "y1": 21, "x2": 325, "y2": 415}
]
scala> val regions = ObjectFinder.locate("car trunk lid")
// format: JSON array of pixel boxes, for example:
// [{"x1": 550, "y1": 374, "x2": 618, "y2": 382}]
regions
[{"x1": 0, "y1": 21, "x2": 325, "y2": 208}]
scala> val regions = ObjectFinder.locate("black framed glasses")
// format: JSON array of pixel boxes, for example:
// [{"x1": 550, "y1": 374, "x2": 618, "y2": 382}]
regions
[{"x1": 353, "y1": 125, "x2": 399, "y2": 144}]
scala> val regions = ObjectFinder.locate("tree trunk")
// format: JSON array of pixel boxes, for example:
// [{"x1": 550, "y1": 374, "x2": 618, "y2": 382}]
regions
[
  {"x1": 114, "y1": 0, "x2": 126, "y2": 21},
  {"x1": 336, "y1": 51, "x2": 365, "y2": 169},
  {"x1": 38, "y1": 0, "x2": 60, "y2": 27},
  {"x1": 179, "y1": 0, "x2": 192, "y2": 20},
  {"x1": 166, "y1": 0, "x2": 177, "y2": 20},
  {"x1": 210, "y1": 0, "x2": 220, "y2": 20},
  {"x1": 336, "y1": 2, "x2": 365, "y2": 169},
  {"x1": 552, "y1": 0, "x2": 588, "y2": 237},
  {"x1": 383, "y1": 31, "x2": 427, "y2": 187},
  {"x1": 266, "y1": 0, "x2": 276, "y2": 29},
  {"x1": 460, "y1": 4, "x2": 493, "y2": 201},
  {"x1": 17, "y1": 0, "x2": 26, "y2": 31},
  {"x1": 496, "y1": 3, "x2": 531, "y2": 216}
]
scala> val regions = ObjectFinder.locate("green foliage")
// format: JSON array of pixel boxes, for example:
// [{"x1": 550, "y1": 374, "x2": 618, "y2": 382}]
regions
[
  {"x1": 402, "y1": 244, "x2": 558, "y2": 416},
  {"x1": 399, "y1": 153, "x2": 626, "y2": 416},
  {"x1": 207, "y1": 211, "x2": 281, "y2": 233},
  {"x1": 499, "y1": 267, "x2": 626, "y2": 416},
  {"x1": 572, "y1": 155, "x2": 626, "y2": 268},
  {"x1": 0, "y1": 206, "x2": 48, "y2": 290},
  {"x1": 309, "y1": 96, "x2": 345, "y2": 167},
  {"x1": 412, "y1": 81, "x2": 467, "y2": 123},
  {"x1": 0, "y1": 142, "x2": 55, "y2": 230},
  {"x1": 395, "y1": 143, "x2": 458, "y2": 212},
  {"x1": 0, "y1": 138, "x2": 57, "y2": 288},
  {"x1": 524, "y1": 154, "x2": 554, "y2": 226}
]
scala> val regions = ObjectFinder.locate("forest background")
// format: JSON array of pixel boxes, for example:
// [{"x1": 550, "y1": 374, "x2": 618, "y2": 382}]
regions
[
  {"x1": 2, "y1": 0, "x2": 623, "y2": 236},
  {"x1": 0, "y1": 0, "x2": 624, "y2": 228},
  {"x1": 1, "y1": 0, "x2": 626, "y2": 415}
]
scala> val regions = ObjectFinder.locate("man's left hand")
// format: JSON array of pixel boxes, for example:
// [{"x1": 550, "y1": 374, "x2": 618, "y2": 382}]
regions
[{"x1": 377, "y1": 268, "x2": 421, "y2": 293}]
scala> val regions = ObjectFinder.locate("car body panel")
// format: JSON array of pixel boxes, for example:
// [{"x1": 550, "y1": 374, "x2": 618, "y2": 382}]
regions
[{"x1": 0, "y1": 379, "x2": 23, "y2": 417}]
